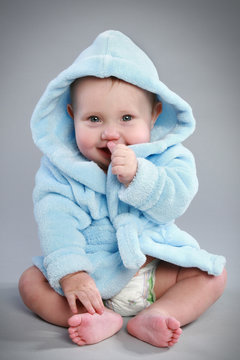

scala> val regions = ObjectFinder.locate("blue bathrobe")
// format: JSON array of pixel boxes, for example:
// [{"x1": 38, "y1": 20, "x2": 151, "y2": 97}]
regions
[{"x1": 31, "y1": 30, "x2": 226, "y2": 299}]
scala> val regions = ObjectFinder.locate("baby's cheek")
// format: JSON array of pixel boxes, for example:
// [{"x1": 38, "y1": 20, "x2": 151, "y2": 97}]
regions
[
  {"x1": 76, "y1": 132, "x2": 92, "y2": 155},
  {"x1": 128, "y1": 127, "x2": 151, "y2": 145}
]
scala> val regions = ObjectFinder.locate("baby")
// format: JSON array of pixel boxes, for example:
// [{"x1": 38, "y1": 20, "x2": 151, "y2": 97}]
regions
[{"x1": 19, "y1": 30, "x2": 226, "y2": 348}]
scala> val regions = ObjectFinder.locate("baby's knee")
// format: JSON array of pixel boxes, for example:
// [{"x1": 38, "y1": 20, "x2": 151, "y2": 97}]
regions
[
  {"x1": 18, "y1": 266, "x2": 45, "y2": 305},
  {"x1": 201, "y1": 267, "x2": 227, "y2": 300},
  {"x1": 212, "y1": 267, "x2": 227, "y2": 296}
]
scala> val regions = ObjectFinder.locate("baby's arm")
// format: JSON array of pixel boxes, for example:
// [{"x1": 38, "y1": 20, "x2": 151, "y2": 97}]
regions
[
  {"x1": 60, "y1": 271, "x2": 104, "y2": 315},
  {"x1": 116, "y1": 144, "x2": 199, "y2": 224}
]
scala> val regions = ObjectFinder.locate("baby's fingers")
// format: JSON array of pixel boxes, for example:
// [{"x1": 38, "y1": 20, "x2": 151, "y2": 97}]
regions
[
  {"x1": 66, "y1": 293, "x2": 78, "y2": 314},
  {"x1": 74, "y1": 292, "x2": 96, "y2": 314},
  {"x1": 66, "y1": 292, "x2": 95, "y2": 315},
  {"x1": 90, "y1": 293, "x2": 105, "y2": 315},
  {"x1": 77, "y1": 291, "x2": 104, "y2": 315},
  {"x1": 107, "y1": 141, "x2": 116, "y2": 153}
]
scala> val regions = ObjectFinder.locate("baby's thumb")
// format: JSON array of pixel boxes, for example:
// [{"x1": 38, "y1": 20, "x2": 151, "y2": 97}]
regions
[{"x1": 107, "y1": 141, "x2": 116, "y2": 153}]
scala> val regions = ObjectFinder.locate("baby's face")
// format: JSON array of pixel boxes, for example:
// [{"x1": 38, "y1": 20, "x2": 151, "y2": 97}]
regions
[{"x1": 69, "y1": 77, "x2": 160, "y2": 172}]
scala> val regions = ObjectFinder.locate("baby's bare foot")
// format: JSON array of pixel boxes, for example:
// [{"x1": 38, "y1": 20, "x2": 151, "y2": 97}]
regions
[
  {"x1": 127, "y1": 313, "x2": 182, "y2": 347},
  {"x1": 68, "y1": 309, "x2": 123, "y2": 346}
]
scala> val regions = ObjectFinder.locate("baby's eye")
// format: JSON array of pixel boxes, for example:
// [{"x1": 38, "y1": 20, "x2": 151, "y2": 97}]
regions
[
  {"x1": 89, "y1": 116, "x2": 100, "y2": 123},
  {"x1": 122, "y1": 115, "x2": 132, "y2": 121}
]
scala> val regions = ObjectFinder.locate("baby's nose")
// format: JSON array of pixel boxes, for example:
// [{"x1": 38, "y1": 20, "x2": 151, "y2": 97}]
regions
[{"x1": 101, "y1": 126, "x2": 120, "y2": 141}]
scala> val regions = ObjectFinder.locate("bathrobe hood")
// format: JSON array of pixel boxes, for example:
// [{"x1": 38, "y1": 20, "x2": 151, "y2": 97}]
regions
[{"x1": 31, "y1": 30, "x2": 195, "y2": 192}]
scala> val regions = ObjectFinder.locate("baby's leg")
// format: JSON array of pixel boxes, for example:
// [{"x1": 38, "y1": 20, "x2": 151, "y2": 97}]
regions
[
  {"x1": 19, "y1": 266, "x2": 82, "y2": 326},
  {"x1": 19, "y1": 266, "x2": 123, "y2": 345},
  {"x1": 127, "y1": 262, "x2": 227, "y2": 347}
]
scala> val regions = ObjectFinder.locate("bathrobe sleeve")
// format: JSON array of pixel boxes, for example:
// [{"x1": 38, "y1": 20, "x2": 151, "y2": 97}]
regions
[
  {"x1": 33, "y1": 156, "x2": 93, "y2": 293},
  {"x1": 118, "y1": 144, "x2": 198, "y2": 224}
]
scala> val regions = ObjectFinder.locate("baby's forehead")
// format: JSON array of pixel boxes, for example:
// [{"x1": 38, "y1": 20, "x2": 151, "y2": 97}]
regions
[
  {"x1": 72, "y1": 76, "x2": 156, "y2": 106},
  {"x1": 75, "y1": 76, "x2": 133, "y2": 92}
]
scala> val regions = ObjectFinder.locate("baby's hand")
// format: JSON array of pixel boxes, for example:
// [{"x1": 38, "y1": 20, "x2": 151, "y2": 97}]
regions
[
  {"x1": 107, "y1": 142, "x2": 137, "y2": 186},
  {"x1": 60, "y1": 271, "x2": 104, "y2": 315}
]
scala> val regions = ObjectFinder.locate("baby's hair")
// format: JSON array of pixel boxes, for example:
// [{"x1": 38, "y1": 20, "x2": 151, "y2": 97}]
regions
[{"x1": 70, "y1": 76, "x2": 158, "y2": 112}]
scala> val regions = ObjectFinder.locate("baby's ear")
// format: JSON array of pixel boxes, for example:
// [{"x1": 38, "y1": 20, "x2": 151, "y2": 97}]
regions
[
  {"x1": 151, "y1": 102, "x2": 162, "y2": 128},
  {"x1": 67, "y1": 104, "x2": 74, "y2": 119}
]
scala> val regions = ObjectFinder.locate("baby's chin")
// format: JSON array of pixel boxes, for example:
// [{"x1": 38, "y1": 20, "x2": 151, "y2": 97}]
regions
[
  {"x1": 95, "y1": 157, "x2": 110, "y2": 173},
  {"x1": 98, "y1": 163, "x2": 109, "y2": 173}
]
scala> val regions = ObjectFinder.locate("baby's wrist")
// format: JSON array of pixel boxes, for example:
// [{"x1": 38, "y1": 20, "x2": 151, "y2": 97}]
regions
[
  {"x1": 124, "y1": 165, "x2": 138, "y2": 187},
  {"x1": 60, "y1": 271, "x2": 86, "y2": 284}
]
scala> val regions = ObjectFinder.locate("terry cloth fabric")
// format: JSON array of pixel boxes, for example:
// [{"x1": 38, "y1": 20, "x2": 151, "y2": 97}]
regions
[{"x1": 31, "y1": 30, "x2": 226, "y2": 299}]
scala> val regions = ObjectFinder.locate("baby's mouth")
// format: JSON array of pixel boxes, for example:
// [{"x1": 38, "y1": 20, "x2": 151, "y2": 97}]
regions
[{"x1": 98, "y1": 147, "x2": 112, "y2": 157}]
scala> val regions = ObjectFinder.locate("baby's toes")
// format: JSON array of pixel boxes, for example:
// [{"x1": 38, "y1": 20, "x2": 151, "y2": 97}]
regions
[
  {"x1": 68, "y1": 327, "x2": 76, "y2": 335},
  {"x1": 168, "y1": 328, "x2": 182, "y2": 346},
  {"x1": 68, "y1": 331, "x2": 78, "y2": 340},
  {"x1": 71, "y1": 335, "x2": 80, "y2": 342},
  {"x1": 68, "y1": 314, "x2": 82, "y2": 327},
  {"x1": 170, "y1": 335, "x2": 179, "y2": 344},
  {"x1": 167, "y1": 317, "x2": 180, "y2": 330},
  {"x1": 73, "y1": 336, "x2": 87, "y2": 346},
  {"x1": 68, "y1": 330, "x2": 86, "y2": 346},
  {"x1": 174, "y1": 327, "x2": 182, "y2": 336},
  {"x1": 68, "y1": 326, "x2": 81, "y2": 341}
]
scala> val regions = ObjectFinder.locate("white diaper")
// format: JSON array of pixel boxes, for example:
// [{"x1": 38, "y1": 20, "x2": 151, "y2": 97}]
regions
[{"x1": 104, "y1": 259, "x2": 159, "y2": 316}]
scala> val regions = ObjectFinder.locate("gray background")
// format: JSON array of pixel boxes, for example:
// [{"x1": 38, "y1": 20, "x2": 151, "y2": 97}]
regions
[{"x1": 1, "y1": 0, "x2": 239, "y2": 359}]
